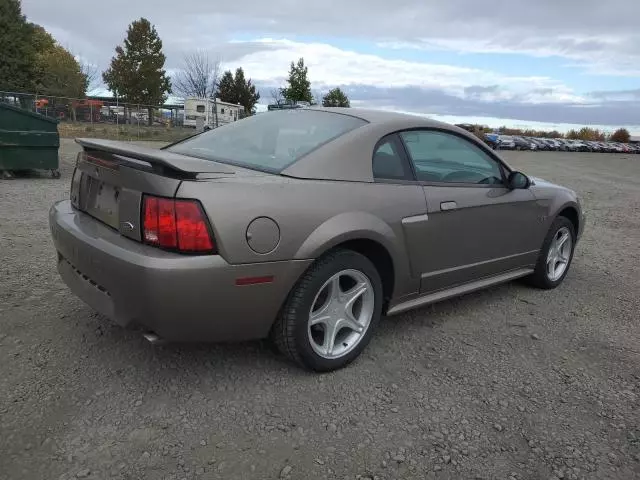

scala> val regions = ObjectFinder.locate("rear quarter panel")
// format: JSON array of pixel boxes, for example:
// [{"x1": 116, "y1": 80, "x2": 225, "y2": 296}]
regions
[{"x1": 176, "y1": 176, "x2": 427, "y2": 299}]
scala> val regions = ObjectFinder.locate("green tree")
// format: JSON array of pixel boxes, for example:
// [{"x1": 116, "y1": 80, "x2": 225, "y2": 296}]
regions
[
  {"x1": 29, "y1": 23, "x2": 56, "y2": 56},
  {"x1": 610, "y1": 128, "x2": 630, "y2": 143},
  {"x1": 322, "y1": 87, "x2": 350, "y2": 107},
  {"x1": 281, "y1": 57, "x2": 312, "y2": 104},
  {"x1": 232, "y1": 67, "x2": 260, "y2": 114},
  {"x1": 216, "y1": 67, "x2": 260, "y2": 114},
  {"x1": 241, "y1": 78, "x2": 260, "y2": 114},
  {"x1": 102, "y1": 17, "x2": 171, "y2": 125},
  {"x1": 35, "y1": 41, "x2": 88, "y2": 121},
  {"x1": 0, "y1": 0, "x2": 38, "y2": 94},
  {"x1": 216, "y1": 71, "x2": 235, "y2": 103},
  {"x1": 31, "y1": 26, "x2": 87, "y2": 99}
]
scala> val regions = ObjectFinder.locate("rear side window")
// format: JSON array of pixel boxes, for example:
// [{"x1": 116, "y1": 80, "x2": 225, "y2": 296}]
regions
[
  {"x1": 372, "y1": 136, "x2": 413, "y2": 181},
  {"x1": 167, "y1": 110, "x2": 367, "y2": 173}
]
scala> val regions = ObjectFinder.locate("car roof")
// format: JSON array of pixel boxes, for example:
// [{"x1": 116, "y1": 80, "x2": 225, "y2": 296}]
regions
[
  {"x1": 281, "y1": 108, "x2": 506, "y2": 182},
  {"x1": 307, "y1": 106, "x2": 454, "y2": 129}
]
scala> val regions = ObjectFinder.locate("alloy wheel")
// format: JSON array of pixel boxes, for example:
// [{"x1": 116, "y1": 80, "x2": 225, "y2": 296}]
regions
[
  {"x1": 307, "y1": 269, "x2": 375, "y2": 359},
  {"x1": 546, "y1": 226, "x2": 572, "y2": 281}
]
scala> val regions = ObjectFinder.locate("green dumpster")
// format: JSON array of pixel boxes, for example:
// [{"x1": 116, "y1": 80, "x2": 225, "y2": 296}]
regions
[{"x1": 0, "y1": 102, "x2": 60, "y2": 179}]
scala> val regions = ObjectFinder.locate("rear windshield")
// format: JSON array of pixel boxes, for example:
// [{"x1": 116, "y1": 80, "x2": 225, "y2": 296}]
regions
[{"x1": 167, "y1": 109, "x2": 367, "y2": 173}]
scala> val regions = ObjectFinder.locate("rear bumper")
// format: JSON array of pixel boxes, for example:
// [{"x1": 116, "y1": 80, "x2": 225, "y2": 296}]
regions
[{"x1": 49, "y1": 200, "x2": 312, "y2": 342}]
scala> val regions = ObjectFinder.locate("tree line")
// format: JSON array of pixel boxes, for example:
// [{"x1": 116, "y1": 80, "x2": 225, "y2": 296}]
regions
[
  {"x1": 103, "y1": 18, "x2": 264, "y2": 124},
  {"x1": 269, "y1": 57, "x2": 351, "y2": 108}
]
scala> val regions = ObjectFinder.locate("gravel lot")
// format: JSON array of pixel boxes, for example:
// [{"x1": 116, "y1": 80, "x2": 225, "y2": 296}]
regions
[{"x1": 1, "y1": 139, "x2": 639, "y2": 480}]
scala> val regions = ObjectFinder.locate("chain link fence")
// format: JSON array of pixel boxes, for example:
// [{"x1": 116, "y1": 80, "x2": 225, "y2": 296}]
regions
[{"x1": 0, "y1": 91, "x2": 194, "y2": 142}]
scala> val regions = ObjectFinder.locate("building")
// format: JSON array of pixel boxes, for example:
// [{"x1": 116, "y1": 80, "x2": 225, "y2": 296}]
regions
[
  {"x1": 183, "y1": 97, "x2": 244, "y2": 128},
  {"x1": 629, "y1": 135, "x2": 640, "y2": 144}
]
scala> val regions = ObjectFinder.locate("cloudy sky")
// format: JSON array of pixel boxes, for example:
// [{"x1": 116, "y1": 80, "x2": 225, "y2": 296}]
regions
[{"x1": 21, "y1": 0, "x2": 640, "y2": 133}]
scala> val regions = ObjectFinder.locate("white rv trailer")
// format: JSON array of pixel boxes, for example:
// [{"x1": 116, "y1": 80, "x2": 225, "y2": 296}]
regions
[{"x1": 183, "y1": 97, "x2": 244, "y2": 128}]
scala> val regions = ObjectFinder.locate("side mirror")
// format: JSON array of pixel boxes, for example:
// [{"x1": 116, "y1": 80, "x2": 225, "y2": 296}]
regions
[{"x1": 507, "y1": 171, "x2": 531, "y2": 189}]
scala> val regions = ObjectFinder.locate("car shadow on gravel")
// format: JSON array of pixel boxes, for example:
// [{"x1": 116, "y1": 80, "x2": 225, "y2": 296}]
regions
[
  {"x1": 71, "y1": 278, "x2": 537, "y2": 378},
  {"x1": 84, "y1": 314, "x2": 313, "y2": 378},
  {"x1": 377, "y1": 279, "x2": 536, "y2": 331},
  {"x1": 64, "y1": 260, "x2": 593, "y2": 382}
]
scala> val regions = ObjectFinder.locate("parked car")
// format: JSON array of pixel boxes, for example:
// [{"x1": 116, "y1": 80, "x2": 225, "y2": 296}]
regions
[
  {"x1": 497, "y1": 135, "x2": 516, "y2": 150},
  {"x1": 619, "y1": 143, "x2": 632, "y2": 153},
  {"x1": 49, "y1": 108, "x2": 585, "y2": 372},
  {"x1": 583, "y1": 141, "x2": 601, "y2": 152},
  {"x1": 527, "y1": 138, "x2": 550, "y2": 151},
  {"x1": 609, "y1": 142, "x2": 625, "y2": 153},
  {"x1": 573, "y1": 141, "x2": 590, "y2": 152},
  {"x1": 545, "y1": 139, "x2": 562, "y2": 150},
  {"x1": 599, "y1": 142, "x2": 615, "y2": 153},
  {"x1": 483, "y1": 133, "x2": 500, "y2": 149},
  {"x1": 537, "y1": 139, "x2": 557, "y2": 150},
  {"x1": 512, "y1": 136, "x2": 536, "y2": 150},
  {"x1": 562, "y1": 140, "x2": 583, "y2": 152}
]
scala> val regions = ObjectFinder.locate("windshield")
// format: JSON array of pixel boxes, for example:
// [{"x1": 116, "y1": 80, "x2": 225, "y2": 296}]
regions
[{"x1": 167, "y1": 110, "x2": 367, "y2": 173}]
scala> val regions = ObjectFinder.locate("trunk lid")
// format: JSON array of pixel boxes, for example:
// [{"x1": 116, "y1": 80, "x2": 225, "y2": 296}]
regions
[{"x1": 71, "y1": 138, "x2": 244, "y2": 242}]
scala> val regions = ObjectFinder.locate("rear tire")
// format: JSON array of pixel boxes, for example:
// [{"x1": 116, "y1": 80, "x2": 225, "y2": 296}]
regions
[
  {"x1": 272, "y1": 249, "x2": 383, "y2": 372},
  {"x1": 527, "y1": 216, "x2": 576, "y2": 289}
]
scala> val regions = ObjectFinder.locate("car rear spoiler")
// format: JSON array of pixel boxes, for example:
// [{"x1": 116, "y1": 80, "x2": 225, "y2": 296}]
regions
[{"x1": 75, "y1": 138, "x2": 236, "y2": 175}]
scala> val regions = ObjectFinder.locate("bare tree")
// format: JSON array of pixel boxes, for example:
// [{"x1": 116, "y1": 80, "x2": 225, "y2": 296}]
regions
[
  {"x1": 173, "y1": 50, "x2": 221, "y2": 99},
  {"x1": 81, "y1": 62, "x2": 101, "y2": 93},
  {"x1": 311, "y1": 89, "x2": 323, "y2": 106},
  {"x1": 270, "y1": 87, "x2": 284, "y2": 105},
  {"x1": 66, "y1": 46, "x2": 101, "y2": 94}
]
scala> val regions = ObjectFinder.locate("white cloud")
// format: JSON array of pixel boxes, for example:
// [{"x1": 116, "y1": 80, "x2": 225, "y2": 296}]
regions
[
  {"x1": 22, "y1": 0, "x2": 640, "y2": 77},
  {"x1": 377, "y1": 34, "x2": 640, "y2": 77},
  {"x1": 222, "y1": 39, "x2": 586, "y2": 105}
]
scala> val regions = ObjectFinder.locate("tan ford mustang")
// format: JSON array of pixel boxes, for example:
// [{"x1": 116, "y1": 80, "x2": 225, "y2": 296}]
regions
[{"x1": 49, "y1": 108, "x2": 585, "y2": 371}]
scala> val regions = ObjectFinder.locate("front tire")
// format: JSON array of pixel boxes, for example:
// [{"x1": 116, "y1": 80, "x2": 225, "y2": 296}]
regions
[
  {"x1": 272, "y1": 249, "x2": 383, "y2": 372},
  {"x1": 527, "y1": 216, "x2": 576, "y2": 289}
]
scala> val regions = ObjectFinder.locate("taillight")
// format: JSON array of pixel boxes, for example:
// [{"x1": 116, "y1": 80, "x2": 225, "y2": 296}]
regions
[{"x1": 142, "y1": 195, "x2": 215, "y2": 254}]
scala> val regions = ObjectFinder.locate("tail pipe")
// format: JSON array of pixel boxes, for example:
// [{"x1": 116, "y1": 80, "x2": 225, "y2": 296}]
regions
[{"x1": 142, "y1": 331, "x2": 166, "y2": 345}]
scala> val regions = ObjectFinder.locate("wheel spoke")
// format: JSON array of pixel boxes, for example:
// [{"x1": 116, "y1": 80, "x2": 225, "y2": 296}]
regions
[
  {"x1": 310, "y1": 309, "x2": 332, "y2": 327},
  {"x1": 310, "y1": 289, "x2": 333, "y2": 326},
  {"x1": 557, "y1": 232, "x2": 570, "y2": 250},
  {"x1": 340, "y1": 316, "x2": 364, "y2": 334},
  {"x1": 329, "y1": 275, "x2": 342, "y2": 301},
  {"x1": 547, "y1": 257, "x2": 556, "y2": 277},
  {"x1": 343, "y1": 282, "x2": 367, "y2": 312},
  {"x1": 323, "y1": 320, "x2": 340, "y2": 355}
]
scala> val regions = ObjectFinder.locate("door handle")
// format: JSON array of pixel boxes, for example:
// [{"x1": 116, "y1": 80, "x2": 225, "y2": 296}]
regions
[{"x1": 440, "y1": 201, "x2": 457, "y2": 211}]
